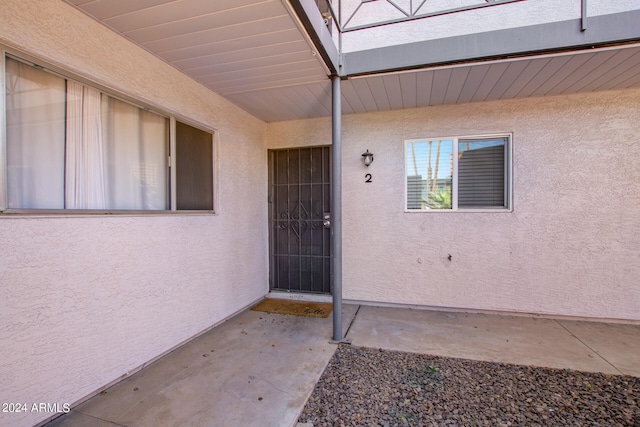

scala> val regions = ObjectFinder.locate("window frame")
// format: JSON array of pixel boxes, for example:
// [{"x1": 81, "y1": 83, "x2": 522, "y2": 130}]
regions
[
  {"x1": 404, "y1": 133, "x2": 513, "y2": 213},
  {"x1": 0, "y1": 50, "x2": 218, "y2": 215},
  {"x1": 171, "y1": 117, "x2": 218, "y2": 212}
]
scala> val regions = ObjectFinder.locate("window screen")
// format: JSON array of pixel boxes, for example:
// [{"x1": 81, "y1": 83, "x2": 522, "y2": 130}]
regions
[{"x1": 176, "y1": 121, "x2": 214, "y2": 210}]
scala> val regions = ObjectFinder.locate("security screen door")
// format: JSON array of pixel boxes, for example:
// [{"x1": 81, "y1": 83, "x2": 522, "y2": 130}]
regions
[{"x1": 269, "y1": 147, "x2": 331, "y2": 294}]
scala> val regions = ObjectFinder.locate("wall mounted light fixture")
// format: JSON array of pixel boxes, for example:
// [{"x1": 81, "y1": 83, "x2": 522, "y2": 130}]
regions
[{"x1": 361, "y1": 149, "x2": 374, "y2": 167}]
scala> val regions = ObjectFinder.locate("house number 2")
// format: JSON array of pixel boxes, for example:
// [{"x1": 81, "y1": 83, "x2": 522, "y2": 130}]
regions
[{"x1": 365, "y1": 173, "x2": 372, "y2": 183}]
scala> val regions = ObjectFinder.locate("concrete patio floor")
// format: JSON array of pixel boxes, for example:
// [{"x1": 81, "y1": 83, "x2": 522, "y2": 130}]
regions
[{"x1": 45, "y1": 303, "x2": 640, "y2": 427}]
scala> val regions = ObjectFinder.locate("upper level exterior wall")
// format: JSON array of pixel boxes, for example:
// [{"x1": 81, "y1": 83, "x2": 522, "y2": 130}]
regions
[
  {"x1": 266, "y1": 87, "x2": 640, "y2": 322},
  {"x1": 0, "y1": 1, "x2": 268, "y2": 426},
  {"x1": 340, "y1": 0, "x2": 640, "y2": 52}
]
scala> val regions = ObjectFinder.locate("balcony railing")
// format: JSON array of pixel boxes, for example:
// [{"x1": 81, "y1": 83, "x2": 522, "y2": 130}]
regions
[{"x1": 318, "y1": 0, "x2": 524, "y2": 33}]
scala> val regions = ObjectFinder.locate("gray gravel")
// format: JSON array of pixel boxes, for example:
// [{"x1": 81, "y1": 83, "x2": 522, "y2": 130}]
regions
[{"x1": 299, "y1": 345, "x2": 640, "y2": 426}]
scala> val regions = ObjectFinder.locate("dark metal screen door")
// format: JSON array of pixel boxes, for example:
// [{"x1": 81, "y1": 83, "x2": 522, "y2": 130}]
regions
[{"x1": 269, "y1": 147, "x2": 331, "y2": 294}]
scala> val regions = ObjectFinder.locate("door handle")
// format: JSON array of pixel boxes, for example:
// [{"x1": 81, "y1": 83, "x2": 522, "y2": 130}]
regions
[{"x1": 323, "y1": 213, "x2": 331, "y2": 228}]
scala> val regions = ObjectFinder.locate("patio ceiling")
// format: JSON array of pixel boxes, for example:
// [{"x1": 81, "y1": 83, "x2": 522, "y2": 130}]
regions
[{"x1": 65, "y1": 0, "x2": 640, "y2": 122}]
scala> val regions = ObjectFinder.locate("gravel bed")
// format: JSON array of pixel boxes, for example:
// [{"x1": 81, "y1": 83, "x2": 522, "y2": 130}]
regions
[{"x1": 299, "y1": 345, "x2": 640, "y2": 427}]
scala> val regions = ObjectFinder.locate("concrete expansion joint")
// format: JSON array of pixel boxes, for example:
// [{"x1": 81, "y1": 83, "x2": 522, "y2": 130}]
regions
[{"x1": 554, "y1": 319, "x2": 624, "y2": 375}]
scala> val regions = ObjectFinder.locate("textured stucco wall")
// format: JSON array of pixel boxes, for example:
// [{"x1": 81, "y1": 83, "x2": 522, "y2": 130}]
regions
[
  {"x1": 341, "y1": 0, "x2": 640, "y2": 52},
  {"x1": 266, "y1": 88, "x2": 640, "y2": 322},
  {"x1": 0, "y1": 2, "x2": 268, "y2": 426}
]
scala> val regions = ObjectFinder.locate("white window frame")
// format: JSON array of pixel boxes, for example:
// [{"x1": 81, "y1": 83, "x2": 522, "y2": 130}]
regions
[
  {"x1": 404, "y1": 133, "x2": 513, "y2": 213},
  {"x1": 0, "y1": 49, "x2": 218, "y2": 215}
]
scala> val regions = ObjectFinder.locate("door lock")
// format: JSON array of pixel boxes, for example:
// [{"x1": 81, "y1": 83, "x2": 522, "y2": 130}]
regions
[{"x1": 323, "y1": 213, "x2": 331, "y2": 228}]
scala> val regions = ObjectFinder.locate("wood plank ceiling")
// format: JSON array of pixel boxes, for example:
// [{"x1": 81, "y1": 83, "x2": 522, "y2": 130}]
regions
[
  {"x1": 65, "y1": 0, "x2": 329, "y2": 96},
  {"x1": 66, "y1": 0, "x2": 640, "y2": 122},
  {"x1": 229, "y1": 44, "x2": 640, "y2": 122}
]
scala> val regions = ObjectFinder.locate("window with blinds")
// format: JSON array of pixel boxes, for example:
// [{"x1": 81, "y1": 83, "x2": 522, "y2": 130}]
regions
[{"x1": 405, "y1": 135, "x2": 511, "y2": 211}]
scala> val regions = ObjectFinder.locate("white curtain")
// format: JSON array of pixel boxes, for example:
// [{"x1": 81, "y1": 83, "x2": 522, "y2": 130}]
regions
[
  {"x1": 101, "y1": 96, "x2": 168, "y2": 210},
  {"x1": 5, "y1": 57, "x2": 66, "y2": 209},
  {"x1": 65, "y1": 81, "x2": 106, "y2": 209},
  {"x1": 6, "y1": 58, "x2": 168, "y2": 211}
]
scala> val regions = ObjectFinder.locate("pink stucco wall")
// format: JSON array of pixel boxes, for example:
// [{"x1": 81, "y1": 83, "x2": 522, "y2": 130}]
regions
[
  {"x1": 0, "y1": 2, "x2": 268, "y2": 426},
  {"x1": 266, "y1": 88, "x2": 640, "y2": 322}
]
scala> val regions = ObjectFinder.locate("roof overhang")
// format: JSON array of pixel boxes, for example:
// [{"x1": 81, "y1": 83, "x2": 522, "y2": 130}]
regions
[{"x1": 63, "y1": 1, "x2": 640, "y2": 122}]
